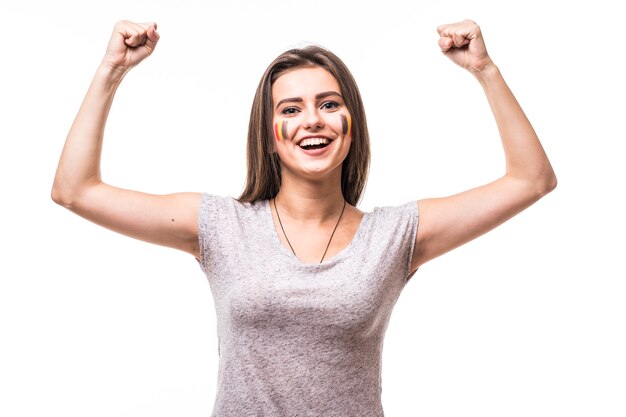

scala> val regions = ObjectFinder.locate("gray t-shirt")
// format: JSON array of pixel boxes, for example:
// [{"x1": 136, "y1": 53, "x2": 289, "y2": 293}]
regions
[{"x1": 198, "y1": 193, "x2": 419, "y2": 416}]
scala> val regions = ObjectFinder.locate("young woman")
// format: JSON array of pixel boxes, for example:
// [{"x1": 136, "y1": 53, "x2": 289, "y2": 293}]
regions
[{"x1": 52, "y1": 19, "x2": 556, "y2": 416}]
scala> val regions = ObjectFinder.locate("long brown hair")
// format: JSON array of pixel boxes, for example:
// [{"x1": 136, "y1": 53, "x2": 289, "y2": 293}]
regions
[{"x1": 238, "y1": 45, "x2": 370, "y2": 206}]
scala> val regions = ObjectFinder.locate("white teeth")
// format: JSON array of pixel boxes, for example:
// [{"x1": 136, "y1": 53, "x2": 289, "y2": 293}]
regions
[{"x1": 299, "y1": 138, "x2": 330, "y2": 147}]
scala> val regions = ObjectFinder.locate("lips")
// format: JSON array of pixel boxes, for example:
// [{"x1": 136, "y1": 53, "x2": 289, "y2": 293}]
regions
[
  {"x1": 296, "y1": 136, "x2": 333, "y2": 151},
  {"x1": 296, "y1": 137, "x2": 334, "y2": 155},
  {"x1": 299, "y1": 137, "x2": 330, "y2": 150}
]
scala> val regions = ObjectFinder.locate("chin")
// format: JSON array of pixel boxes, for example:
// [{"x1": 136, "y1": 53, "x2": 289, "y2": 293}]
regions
[{"x1": 301, "y1": 163, "x2": 343, "y2": 180}]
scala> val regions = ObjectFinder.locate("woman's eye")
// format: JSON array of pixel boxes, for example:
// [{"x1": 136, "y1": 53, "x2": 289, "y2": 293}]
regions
[
  {"x1": 321, "y1": 101, "x2": 339, "y2": 110},
  {"x1": 280, "y1": 107, "x2": 299, "y2": 115}
]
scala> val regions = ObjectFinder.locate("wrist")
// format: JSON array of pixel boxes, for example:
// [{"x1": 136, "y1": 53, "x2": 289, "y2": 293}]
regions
[
  {"x1": 473, "y1": 62, "x2": 500, "y2": 84},
  {"x1": 94, "y1": 62, "x2": 128, "y2": 89}
]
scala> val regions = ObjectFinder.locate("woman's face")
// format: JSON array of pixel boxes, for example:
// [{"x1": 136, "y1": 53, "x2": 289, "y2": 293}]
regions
[{"x1": 271, "y1": 66, "x2": 352, "y2": 182}]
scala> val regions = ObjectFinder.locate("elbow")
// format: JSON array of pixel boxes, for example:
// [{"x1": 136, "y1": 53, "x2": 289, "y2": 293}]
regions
[
  {"x1": 51, "y1": 177, "x2": 102, "y2": 210},
  {"x1": 531, "y1": 169, "x2": 557, "y2": 200},
  {"x1": 51, "y1": 169, "x2": 67, "y2": 206},
  {"x1": 539, "y1": 169, "x2": 558, "y2": 197},
  {"x1": 513, "y1": 161, "x2": 557, "y2": 198},
  {"x1": 51, "y1": 178, "x2": 83, "y2": 209},
  {"x1": 51, "y1": 182, "x2": 72, "y2": 208},
  {"x1": 546, "y1": 173, "x2": 558, "y2": 194},
  {"x1": 510, "y1": 168, "x2": 557, "y2": 203}
]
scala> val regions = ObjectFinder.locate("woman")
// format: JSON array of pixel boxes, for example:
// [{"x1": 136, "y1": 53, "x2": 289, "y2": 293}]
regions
[{"x1": 52, "y1": 19, "x2": 556, "y2": 416}]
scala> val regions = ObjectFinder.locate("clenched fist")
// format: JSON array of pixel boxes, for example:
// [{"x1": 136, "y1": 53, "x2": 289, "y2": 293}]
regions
[
  {"x1": 101, "y1": 20, "x2": 160, "y2": 74},
  {"x1": 437, "y1": 20, "x2": 494, "y2": 77}
]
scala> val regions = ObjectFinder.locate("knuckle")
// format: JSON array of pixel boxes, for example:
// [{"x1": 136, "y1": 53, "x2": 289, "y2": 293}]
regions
[{"x1": 466, "y1": 19, "x2": 480, "y2": 31}]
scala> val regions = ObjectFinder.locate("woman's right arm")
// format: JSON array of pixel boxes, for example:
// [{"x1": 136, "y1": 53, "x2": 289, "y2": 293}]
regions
[{"x1": 51, "y1": 21, "x2": 201, "y2": 258}]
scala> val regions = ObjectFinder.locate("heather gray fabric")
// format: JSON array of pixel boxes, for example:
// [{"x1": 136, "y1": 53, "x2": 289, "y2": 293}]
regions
[{"x1": 198, "y1": 193, "x2": 419, "y2": 417}]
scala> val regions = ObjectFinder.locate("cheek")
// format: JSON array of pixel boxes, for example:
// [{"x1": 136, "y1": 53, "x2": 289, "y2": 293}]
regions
[
  {"x1": 340, "y1": 114, "x2": 352, "y2": 136},
  {"x1": 274, "y1": 120, "x2": 301, "y2": 142},
  {"x1": 274, "y1": 120, "x2": 289, "y2": 142}
]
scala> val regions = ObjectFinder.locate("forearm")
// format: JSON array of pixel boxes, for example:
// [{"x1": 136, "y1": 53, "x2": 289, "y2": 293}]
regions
[
  {"x1": 476, "y1": 64, "x2": 557, "y2": 194},
  {"x1": 52, "y1": 64, "x2": 125, "y2": 206}
]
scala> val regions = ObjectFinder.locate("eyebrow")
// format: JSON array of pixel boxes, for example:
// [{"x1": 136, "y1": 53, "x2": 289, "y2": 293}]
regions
[{"x1": 275, "y1": 91, "x2": 343, "y2": 110}]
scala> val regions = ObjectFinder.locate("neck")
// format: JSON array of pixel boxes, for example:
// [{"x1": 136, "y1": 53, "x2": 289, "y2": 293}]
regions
[{"x1": 275, "y1": 169, "x2": 345, "y2": 224}]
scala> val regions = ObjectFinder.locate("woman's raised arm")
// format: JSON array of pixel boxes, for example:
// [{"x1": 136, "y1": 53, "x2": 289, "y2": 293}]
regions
[
  {"x1": 411, "y1": 20, "x2": 557, "y2": 270},
  {"x1": 51, "y1": 21, "x2": 201, "y2": 258}
]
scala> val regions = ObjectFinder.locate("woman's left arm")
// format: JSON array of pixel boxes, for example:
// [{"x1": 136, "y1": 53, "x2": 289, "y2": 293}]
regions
[{"x1": 412, "y1": 20, "x2": 557, "y2": 270}]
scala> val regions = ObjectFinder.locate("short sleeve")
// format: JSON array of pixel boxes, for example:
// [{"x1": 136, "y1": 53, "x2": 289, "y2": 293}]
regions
[
  {"x1": 395, "y1": 201, "x2": 419, "y2": 281},
  {"x1": 197, "y1": 193, "x2": 219, "y2": 273},
  {"x1": 363, "y1": 201, "x2": 419, "y2": 283}
]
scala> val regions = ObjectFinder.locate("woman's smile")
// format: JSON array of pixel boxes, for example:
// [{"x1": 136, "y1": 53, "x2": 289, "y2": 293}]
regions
[{"x1": 296, "y1": 137, "x2": 334, "y2": 156}]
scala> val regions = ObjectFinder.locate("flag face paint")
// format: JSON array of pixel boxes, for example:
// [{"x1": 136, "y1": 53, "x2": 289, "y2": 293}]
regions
[
  {"x1": 341, "y1": 114, "x2": 352, "y2": 136},
  {"x1": 274, "y1": 120, "x2": 288, "y2": 141},
  {"x1": 281, "y1": 121, "x2": 288, "y2": 141}
]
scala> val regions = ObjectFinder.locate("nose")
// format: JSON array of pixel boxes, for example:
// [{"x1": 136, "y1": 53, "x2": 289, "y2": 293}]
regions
[{"x1": 302, "y1": 107, "x2": 324, "y2": 130}]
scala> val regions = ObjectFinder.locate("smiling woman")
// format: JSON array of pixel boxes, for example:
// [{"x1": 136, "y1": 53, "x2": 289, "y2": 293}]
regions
[
  {"x1": 51, "y1": 19, "x2": 556, "y2": 417},
  {"x1": 272, "y1": 68, "x2": 353, "y2": 184},
  {"x1": 239, "y1": 46, "x2": 370, "y2": 207}
]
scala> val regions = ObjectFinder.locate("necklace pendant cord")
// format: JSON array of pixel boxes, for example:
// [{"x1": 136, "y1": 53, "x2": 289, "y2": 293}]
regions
[{"x1": 273, "y1": 198, "x2": 347, "y2": 264}]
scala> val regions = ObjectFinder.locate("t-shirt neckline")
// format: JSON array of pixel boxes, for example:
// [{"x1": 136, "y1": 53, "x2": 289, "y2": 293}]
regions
[{"x1": 262, "y1": 199, "x2": 370, "y2": 269}]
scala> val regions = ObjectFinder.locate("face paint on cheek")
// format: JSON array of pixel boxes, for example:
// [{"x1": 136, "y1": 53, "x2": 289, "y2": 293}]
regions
[
  {"x1": 274, "y1": 120, "x2": 289, "y2": 142},
  {"x1": 281, "y1": 120, "x2": 288, "y2": 141},
  {"x1": 341, "y1": 114, "x2": 352, "y2": 136}
]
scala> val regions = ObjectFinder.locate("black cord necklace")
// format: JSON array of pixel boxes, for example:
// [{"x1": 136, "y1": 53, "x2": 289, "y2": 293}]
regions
[{"x1": 273, "y1": 198, "x2": 347, "y2": 264}]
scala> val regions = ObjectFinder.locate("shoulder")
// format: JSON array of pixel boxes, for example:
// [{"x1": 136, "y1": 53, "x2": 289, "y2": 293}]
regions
[
  {"x1": 199, "y1": 193, "x2": 268, "y2": 233},
  {"x1": 199, "y1": 193, "x2": 267, "y2": 216},
  {"x1": 367, "y1": 201, "x2": 419, "y2": 226},
  {"x1": 197, "y1": 195, "x2": 270, "y2": 269},
  {"x1": 354, "y1": 201, "x2": 420, "y2": 278},
  {"x1": 355, "y1": 201, "x2": 419, "y2": 245},
  {"x1": 360, "y1": 201, "x2": 419, "y2": 253}
]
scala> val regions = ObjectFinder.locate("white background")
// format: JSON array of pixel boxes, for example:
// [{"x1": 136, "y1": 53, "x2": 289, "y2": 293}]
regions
[{"x1": 1, "y1": 1, "x2": 624, "y2": 416}]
